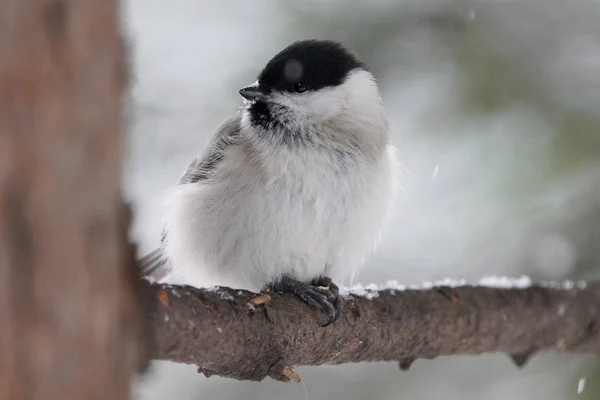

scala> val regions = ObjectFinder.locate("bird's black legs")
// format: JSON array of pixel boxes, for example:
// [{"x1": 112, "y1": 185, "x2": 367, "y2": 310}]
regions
[{"x1": 267, "y1": 276, "x2": 343, "y2": 327}]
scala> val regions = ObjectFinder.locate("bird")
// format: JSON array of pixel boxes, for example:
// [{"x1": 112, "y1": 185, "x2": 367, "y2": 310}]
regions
[{"x1": 139, "y1": 39, "x2": 398, "y2": 326}]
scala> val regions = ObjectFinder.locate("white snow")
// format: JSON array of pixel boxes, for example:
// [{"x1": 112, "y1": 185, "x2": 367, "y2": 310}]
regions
[
  {"x1": 577, "y1": 377, "x2": 586, "y2": 394},
  {"x1": 156, "y1": 275, "x2": 587, "y2": 302},
  {"x1": 340, "y1": 275, "x2": 588, "y2": 299},
  {"x1": 478, "y1": 275, "x2": 532, "y2": 288},
  {"x1": 540, "y1": 280, "x2": 587, "y2": 290},
  {"x1": 204, "y1": 286, "x2": 235, "y2": 301}
]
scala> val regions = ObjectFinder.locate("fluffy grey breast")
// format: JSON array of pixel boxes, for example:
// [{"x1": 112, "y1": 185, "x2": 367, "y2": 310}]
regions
[{"x1": 138, "y1": 117, "x2": 241, "y2": 280}]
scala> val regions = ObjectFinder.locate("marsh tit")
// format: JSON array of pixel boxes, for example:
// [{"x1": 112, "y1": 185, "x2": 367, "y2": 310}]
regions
[{"x1": 140, "y1": 39, "x2": 398, "y2": 326}]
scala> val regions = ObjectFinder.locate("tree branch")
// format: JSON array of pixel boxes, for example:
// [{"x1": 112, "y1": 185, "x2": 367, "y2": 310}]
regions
[{"x1": 146, "y1": 281, "x2": 600, "y2": 382}]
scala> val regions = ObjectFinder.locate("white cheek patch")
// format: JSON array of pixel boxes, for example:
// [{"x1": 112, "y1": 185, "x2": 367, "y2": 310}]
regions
[
  {"x1": 270, "y1": 87, "x2": 345, "y2": 123},
  {"x1": 267, "y1": 69, "x2": 381, "y2": 126}
]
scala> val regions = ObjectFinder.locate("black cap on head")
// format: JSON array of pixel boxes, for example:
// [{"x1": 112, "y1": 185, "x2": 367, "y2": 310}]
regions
[{"x1": 257, "y1": 40, "x2": 365, "y2": 94}]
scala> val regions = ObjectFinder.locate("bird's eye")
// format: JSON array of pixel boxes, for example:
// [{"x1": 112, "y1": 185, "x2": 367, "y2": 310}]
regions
[{"x1": 293, "y1": 82, "x2": 307, "y2": 93}]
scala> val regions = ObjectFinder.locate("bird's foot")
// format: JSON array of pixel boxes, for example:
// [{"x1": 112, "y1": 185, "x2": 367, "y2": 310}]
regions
[{"x1": 268, "y1": 276, "x2": 343, "y2": 327}]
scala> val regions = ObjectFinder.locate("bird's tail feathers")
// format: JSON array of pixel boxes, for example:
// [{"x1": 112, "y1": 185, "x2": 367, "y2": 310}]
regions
[{"x1": 138, "y1": 248, "x2": 171, "y2": 282}]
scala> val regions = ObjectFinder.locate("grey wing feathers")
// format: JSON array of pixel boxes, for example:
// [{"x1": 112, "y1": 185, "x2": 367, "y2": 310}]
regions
[
  {"x1": 178, "y1": 117, "x2": 241, "y2": 185},
  {"x1": 139, "y1": 117, "x2": 241, "y2": 280},
  {"x1": 138, "y1": 247, "x2": 170, "y2": 282}
]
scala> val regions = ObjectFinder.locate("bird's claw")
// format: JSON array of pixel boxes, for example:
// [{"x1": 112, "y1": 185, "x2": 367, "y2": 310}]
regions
[
  {"x1": 310, "y1": 276, "x2": 343, "y2": 325},
  {"x1": 268, "y1": 276, "x2": 343, "y2": 327}
]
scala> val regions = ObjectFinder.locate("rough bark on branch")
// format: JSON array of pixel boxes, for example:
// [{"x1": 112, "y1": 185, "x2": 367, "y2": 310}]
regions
[
  {"x1": 0, "y1": 1, "x2": 147, "y2": 399},
  {"x1": 148, "y1": 282, "x2": 600, "y2": 382}
]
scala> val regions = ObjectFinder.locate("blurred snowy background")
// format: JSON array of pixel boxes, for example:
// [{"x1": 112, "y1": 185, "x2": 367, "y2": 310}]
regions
[{"x1": 120, "y1": 0, "x2": 600, "y2": 398}]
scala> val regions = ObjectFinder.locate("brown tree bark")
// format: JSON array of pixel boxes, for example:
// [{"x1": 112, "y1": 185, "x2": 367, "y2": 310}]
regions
[
  {"x1": 148, "y1": 282, "x2": 600, "y2": 382},
  {"x1": 0, "y1": 1, "x2": 147, "y2": 399}
]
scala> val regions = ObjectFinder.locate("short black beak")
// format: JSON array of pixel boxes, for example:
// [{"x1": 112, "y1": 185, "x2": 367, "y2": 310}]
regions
[{"x1": 239, "y1": 83, "x2": 267, "y2": 102}]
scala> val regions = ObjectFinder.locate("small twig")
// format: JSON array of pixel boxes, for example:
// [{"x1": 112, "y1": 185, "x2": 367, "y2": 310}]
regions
[
  {"x1": 250, "y1": 294, "x2": 272, "y2": 305},
  {"x1": 281, "y1": 366, "x2": 301, "y2": 383},
  {"x1": 158, "y1": 289, "x2": 171, "y2": 308}
]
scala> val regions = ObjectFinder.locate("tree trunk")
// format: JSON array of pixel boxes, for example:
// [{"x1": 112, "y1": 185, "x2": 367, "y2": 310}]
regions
[{"x1": 0, "y1": 1, "x2": 147, "y2": 399}]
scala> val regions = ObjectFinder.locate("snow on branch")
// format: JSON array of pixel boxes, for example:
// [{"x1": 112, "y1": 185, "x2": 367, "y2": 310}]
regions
[{"x1": 146, "y1": 278, "x2": 600, "y2": 382}]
